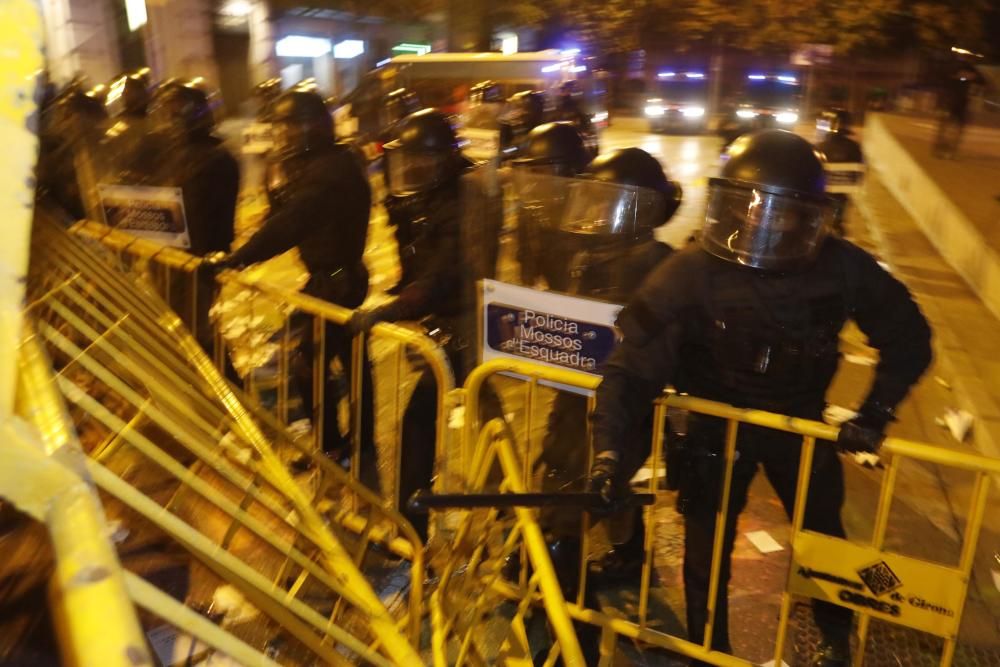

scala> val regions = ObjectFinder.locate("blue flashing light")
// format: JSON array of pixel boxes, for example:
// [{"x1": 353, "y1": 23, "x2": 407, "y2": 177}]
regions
[
  {"x1": 657, "y1": 71, "x2": 676, "y2": 78},
  {"x1": 777, "y1": 75, "x2": 798, "y2": 84},
  {"x1": 685, "y1": 72, "x2": 705, "y2": 79},
  {"x1": 562, "y1": 48, "x2": 581, "y2": 56},
  {"x1": 747, "y1": 74, "x2": 766, "y2": 80}
]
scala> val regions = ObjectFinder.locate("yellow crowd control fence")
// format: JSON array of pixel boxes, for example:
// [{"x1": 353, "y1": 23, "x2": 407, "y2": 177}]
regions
[
  {"x1": 27, "y1": 213, "x2": 426, "y2": 665},
  {"x1": 462, "y1": 357, "x2": 1000, "y2": 667},
  {"x1": 70, "y1": 218, "x2": 457, "y2": 510}
]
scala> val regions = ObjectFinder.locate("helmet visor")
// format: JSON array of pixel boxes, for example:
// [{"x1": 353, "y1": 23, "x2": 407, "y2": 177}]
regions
[
  {"x1": 701, "y1": 180, "x2": 832, "y2": 270},
  {"x1": 385, "y1": 146, "x2": 444, "y2": 195},
  {"x1": 561, "y1": 179, "x2": 663, "y2": 238}
]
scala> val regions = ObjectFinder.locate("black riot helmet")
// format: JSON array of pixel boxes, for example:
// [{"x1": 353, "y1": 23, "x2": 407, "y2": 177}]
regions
[
  {"x1": 119, "y1": 69, "x2": 153, "y2": 117},
  {"x1": 382, "y1": 87, "x2": 421, "y2": 128},
  {"x1": 151, "y1": 79, "x2": 219, "y2": 140},
  {"x1": 508, "y1": 90, "x2": 546, "y2": 130},
  {"x1": 816, "y1": 108, "x2": 853, "y2": 136},
  {"x1": 44, "y1": 85, "x2": 109, "y2": 141},
  {"x1": 383, "y1": 108, "x2": 466, "y2": 195},
  {"x1": 270, "y1": 87, "x2": 335, "y2": 157},
  {"x1": 254, "y1": 77, "x2": 282, "y2": 121},
  {"x1": 512, "y1": 122, "x2": 590, "y2": 176},
  {"x1": 470, "y1": 80, "x2": 504, "y2": 106},
  {"x1": 560, "y1": 147, "x2": 683, "y2": 241},
  {"x1": 702, "y1": 129, "x2": 835, "y2": 272}
]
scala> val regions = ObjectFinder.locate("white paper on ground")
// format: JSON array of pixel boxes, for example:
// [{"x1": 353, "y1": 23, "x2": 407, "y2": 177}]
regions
[
  {"x1": 942, "y1": 408, "x2": 974, "y2": 442},
  {"x1": 761, "y1": 660, "x2": 791, "y2": 667},
  {"x1": 744, "y1": 530, "x2": 784, "y2": 554}
]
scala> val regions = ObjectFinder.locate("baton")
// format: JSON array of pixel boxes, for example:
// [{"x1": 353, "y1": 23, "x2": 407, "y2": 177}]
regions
[{"x1": 406, "y1": 489, "x2": 656, "y2": 514}]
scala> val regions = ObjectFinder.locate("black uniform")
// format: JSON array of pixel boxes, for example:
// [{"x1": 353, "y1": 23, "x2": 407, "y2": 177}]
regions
[
  {"x1": 351, "y1": 109, "x2": 500, "y2": 538},
  {"x1": 596, "y1": 239, "x2": 930, "y2": 651},
  {"x1": 816, "y1": 130, "x2": 863, "y2": 236},
  {"x1": 590, "y1": 131, "x2": 932, "y2": 666}
]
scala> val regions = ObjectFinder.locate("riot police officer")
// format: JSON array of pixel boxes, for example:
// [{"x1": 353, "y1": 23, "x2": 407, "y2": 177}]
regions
[
  {"x1": 151, "y1": 79, "x2": 240, "y2": 352},
  {"x1": 36, "y1": 82, "x2": 109, "y2": 220},
  {"x1": 151, "y1": 79, "x2": 239, "y2": 256},
  {"x1": 511, "y1": 122, "x2": 592, "y2": 290},
  {"x1": 588, "y1": 130, "x2": 932, "y2": 666},
  {"x1": 101, "y1": 70, "x2": 160, "y2": 185},
  {"x1": 815, "y1": 109, "x2": 864, "y2": 236},
  {"x1": 502, "y1": 90, "x2": 546, "y2": 158},
  {"x1": 348, "y1": 109, "x2": 496, "y2": 539},
  {"x1": 207, "y1": 87, "x2": 375, "y2": 483},
  {"x1": 379, "y1": 88, "x2": 424, "y2": 293},
  {"x1": 531, "y1": 147, "x2": 681, "y2": 580}
]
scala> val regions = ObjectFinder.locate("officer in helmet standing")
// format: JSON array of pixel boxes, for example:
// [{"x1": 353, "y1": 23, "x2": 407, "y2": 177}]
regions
[
  {"x1": 206, "y1": 87, "x2": 375, "y2": 484},
  {"x1": 151, "y1": 79, "x2": 240, "y2": 352},
  {"x1": 349, "y1": 108, "x2": 498, "y2": 539},
  {"x1": 36, "y1": 82, "x2": 109, "y2": 220},
  {"x1": 588, "y1": 130, "x2": 932, "y2": 666},
  {"x1": 102, "y1": 69, "x2": 157, "y2": 183},
  {"x1": 502, "y1": 90, "x2": 547, "y2": 159},
  {"x1": 815, "y1": 109, "x2": 864, "y2": 237},
  {"x1": 510, "y1": 122, "x2": 592, "y2": 290},
  {"x1": 380, "y1": 88, "x2": 422, "y2": 294},
  {"x1": 524, "y1": 147, "x2": 681, "y2": 583}
]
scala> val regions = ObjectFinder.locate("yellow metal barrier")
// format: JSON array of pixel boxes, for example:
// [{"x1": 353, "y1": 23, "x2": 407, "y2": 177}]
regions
[
  {"x1": 29, "y1": 216, "x2": 425, "y2": 665},
  {"x1": 462, "y1": 357, "x2": 1000, "y2": 667},
  {"x1": 431, "y1": 417, "x2": 586, "y2": 666},
  {"x1": 70, "y1": 219, "x2": 456, "y2": 510}
]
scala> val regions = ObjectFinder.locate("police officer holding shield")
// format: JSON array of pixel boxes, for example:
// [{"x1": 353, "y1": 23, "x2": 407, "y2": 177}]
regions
[{"x1": 588, "y1": 130, "x2": 932, "y2": 666}]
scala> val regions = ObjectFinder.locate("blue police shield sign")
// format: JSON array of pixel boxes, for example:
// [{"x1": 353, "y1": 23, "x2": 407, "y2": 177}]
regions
[{"x1": 481, "y1": 279, "x2": 622, "y2": 376}]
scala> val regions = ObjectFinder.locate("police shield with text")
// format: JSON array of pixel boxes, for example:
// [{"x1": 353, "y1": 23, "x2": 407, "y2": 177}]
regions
[
  {"x1": 206, "y1": 87, "x2": 376, "y2": 484},
  {"x1": 511, "y1": 122, "x2": 592, "y2": 290},
  {"x1": 588, "y1": 130, "x2": 932, "y2": 666},
  {"x1": 349, "y1": 109, "x2": 500, "y2": 539}
]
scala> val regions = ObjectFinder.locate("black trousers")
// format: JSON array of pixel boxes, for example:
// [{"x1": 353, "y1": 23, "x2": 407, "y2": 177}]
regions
[
  {"x1": 681, "y1": 425, "x2": 852, "y2": 658},
  {"x1": 295, "y1": 268, "x2": 377, "y2": 489},
  {"x1": 398, "y1": 337, "x2": 502, "y2": 540}
]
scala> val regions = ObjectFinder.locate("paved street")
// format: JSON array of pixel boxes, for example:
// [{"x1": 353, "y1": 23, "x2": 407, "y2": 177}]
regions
[{"x1": 224, "y1": 122, "x2": 1000, "y2": 665}]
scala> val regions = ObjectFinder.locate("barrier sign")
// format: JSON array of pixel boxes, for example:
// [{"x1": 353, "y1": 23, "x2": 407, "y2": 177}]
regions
[
  {"x1": 481, "y1": 279, "x2": 621, "y2": 376},
  {"x1": 97, "y1": 184, "x2": 191, "y2": 248},
  {"x1": 788, "y1": 532, "x2": 966, "y2": 637},
  {"x1": 825, "y1": 162, "x2": 865, "y2": 194}
]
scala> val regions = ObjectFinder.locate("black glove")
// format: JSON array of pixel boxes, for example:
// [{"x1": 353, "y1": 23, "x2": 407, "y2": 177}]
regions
[
  {"x1": 837, "y1": 410, "x2": 891, "y2": 454},
  {"x1": 587, "y1": 452, "x2": 621, "y2": 506},
  {"x1": 348, "y1": 302, "x2": 401, "y2": 336}
]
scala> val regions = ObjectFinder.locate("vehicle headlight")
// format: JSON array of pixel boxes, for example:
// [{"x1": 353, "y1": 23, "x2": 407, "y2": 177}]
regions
[
  {"x1": 681, "y1": 106, "x2": 705, "y2": 118},
  {"x1": 776, "y1": 111, "x2": 799, "y2": 124},
  {"x1": 644, "y1": 105, "x2": 665, "y2": 117},
  {"x1": 736, "y1": 109, "x2": 757, "y2": 119}
]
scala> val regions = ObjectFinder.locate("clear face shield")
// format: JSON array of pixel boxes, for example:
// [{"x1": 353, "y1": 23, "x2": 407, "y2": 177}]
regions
[
  {"x1": 701, "y1": 179, "x2": 834, "y2": 271},
  {"x1": 561, "y1": 178, "x2": 665, "y2": 240},
  {"x1": 384, "y1": 145, "x2": 446, "y2": 196}
]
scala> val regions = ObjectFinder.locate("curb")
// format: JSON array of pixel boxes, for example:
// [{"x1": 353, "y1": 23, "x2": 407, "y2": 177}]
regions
[
  {"x1": 864, "y1": 113, "x2": 1000, "y2": 323},
  {"x1": 855, "y1": 173, "x2": 1000, "y2": 466}
]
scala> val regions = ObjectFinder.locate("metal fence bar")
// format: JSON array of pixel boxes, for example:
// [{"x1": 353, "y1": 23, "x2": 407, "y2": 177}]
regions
[
  {"x1": 7, "y1": 333, "x2": 151, "y2": 667},
  {"x1": 123, "y1": 571, "x2": 280, "y2": 667}
]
